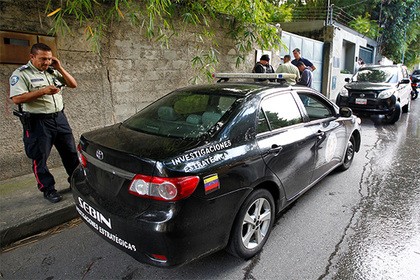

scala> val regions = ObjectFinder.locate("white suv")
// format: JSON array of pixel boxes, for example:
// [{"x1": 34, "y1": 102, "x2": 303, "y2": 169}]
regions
[{"x1": 336, "y1": 64, "x2": 411, "y2": 124}]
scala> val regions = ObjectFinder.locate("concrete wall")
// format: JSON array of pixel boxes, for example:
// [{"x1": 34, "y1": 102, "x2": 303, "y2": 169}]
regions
[
  {"x1": 328, "y1": 25, "x2": 377, "y2": 102},
  {"x1": 0, "y1": 0, "x2": 264, "y2": 180}
]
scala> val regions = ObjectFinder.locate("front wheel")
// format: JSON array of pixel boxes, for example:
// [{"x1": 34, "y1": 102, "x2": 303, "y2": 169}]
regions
[
  {"x1": 384, "y1": 102, "x2": 401, "y2": 124},
  {"x1": 226, "y1": 189, "x2": 275, "y2": 259},
  {"x1": 337, "y1": 135, "x2": 355, "y2": 171}
]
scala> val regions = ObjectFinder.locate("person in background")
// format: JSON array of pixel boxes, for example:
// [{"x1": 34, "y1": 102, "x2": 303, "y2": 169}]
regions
[
  {"x1": 252, "y1": 54, "x2": 275, "y2": 82},
  {"x1": 276, "y1": 54, "x2": 300, "y2": 85},
  {"x1": 296, "y1": 61, "x2": 313, "y2": 88},
  {"x1": 9, "y1": 43, "x2": 79, "y2": 203},
  {"x1": 356, "y1": 58, "x2": 365, "y2": 71},
  {"x1": 291, "y1": 48, "x2": 316, "y2": 71}
]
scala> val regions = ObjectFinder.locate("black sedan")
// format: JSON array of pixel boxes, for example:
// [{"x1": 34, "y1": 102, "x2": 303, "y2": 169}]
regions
[{"x1": 72, "y1": 73, "x2": 361, "y2": 267}]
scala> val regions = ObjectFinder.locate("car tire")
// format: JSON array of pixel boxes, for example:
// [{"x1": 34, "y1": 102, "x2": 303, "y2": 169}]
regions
[
  {"x1": 402, "y1": 97, "x2": 411, "y2": 113},
  {"x1": 226, "y1": 189, "x2": 275, "y2": 259},
  {"x1": 337, "y1": 135, "x2": 355, "y2": 171},
  {"x1": 412, "y1": 90, "x2": 418, "y2": 100},
  {"x1": 384, "y1": 102, "x2": 401, "y2": 124}
]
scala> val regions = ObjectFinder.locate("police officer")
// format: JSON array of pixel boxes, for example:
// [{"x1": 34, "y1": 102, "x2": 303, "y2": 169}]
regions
[
  {"x1": 252, "y1": 54, "x2": 275, "y2": 82},
  {"x1": 9, "y1": 43, "x2": 79, "y2": 203}
]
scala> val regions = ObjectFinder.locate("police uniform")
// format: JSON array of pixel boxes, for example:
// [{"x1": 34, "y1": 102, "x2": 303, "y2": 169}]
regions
[{"x1": 9, "y1": 61, "x2": 79, "y2": 195}]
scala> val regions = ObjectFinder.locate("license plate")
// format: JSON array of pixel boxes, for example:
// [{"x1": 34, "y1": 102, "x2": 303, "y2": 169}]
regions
[{"x1": 355, "y1": 98, "x2": 367, "y2": 105}]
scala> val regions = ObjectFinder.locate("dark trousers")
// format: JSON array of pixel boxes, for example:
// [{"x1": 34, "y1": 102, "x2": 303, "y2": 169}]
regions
[{"x1": 22, "y1": 111, "x2": 79, "y2": 192}]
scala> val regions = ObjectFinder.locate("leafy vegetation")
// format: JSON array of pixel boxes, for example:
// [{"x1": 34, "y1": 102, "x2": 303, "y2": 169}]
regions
[
  {"x1": 272, "y1": 0, "x2": 419, "y2": 67},
  {"x1": 45, "y1": 0, "x2": 419, "y2": 75}
]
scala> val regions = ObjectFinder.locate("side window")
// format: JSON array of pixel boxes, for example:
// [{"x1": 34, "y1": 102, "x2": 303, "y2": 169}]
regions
[
  {"x1": 258, "y1": 93, "x2": 303, "y2": 132},
  {"x1": 298, "y1": 92, "x2": 335, "y2": 121}
]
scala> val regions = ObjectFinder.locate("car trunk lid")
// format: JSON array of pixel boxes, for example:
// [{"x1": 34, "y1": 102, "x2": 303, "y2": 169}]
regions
[{"x1": 78, "y1": 124, "x2": 202, "y2": 211}]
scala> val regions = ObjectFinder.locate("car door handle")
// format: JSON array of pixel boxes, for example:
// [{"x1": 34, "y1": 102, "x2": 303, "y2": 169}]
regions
[
  {"x1": 269, "y1": 144, "x2": 283, "y2": 155},
  {"x1": 316, "y1": 130, "x2": 325, "y2": 140}
]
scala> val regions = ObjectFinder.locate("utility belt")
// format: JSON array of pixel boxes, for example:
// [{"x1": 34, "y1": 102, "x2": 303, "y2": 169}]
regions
[
  {"x1": 28, "y1": 111, "x2": 62, "y2": 119},
  {"x1": 13, "y1": 109, "x2": 63, "y2": 131}
]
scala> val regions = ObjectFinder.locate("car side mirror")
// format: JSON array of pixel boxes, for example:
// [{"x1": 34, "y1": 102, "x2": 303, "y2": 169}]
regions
[
  {"x1": 339, "y1": 107, "x2": 353, "y2": 118},
  {"x1": 345, "y1": 78, "x2": 350, "y2": 83},
  {"x1": 400, "y1": 78, "x2": 410, "y2": 84}
]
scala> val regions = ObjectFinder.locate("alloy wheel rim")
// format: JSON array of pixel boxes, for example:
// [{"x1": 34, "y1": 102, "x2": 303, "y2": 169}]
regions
[
  {"x1": 241, "y1": 197, "x2": 271, "y2": 249},
  {"x1": 346, "y1": 141, "x2": 354, "y2": 162}
]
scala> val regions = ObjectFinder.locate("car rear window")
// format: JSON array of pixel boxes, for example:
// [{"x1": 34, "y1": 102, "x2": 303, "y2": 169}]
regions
[
  {"x1": 122, "y1": 89, "x2": 239, "y2": 138},
  {"x1": 353, "y1": 67, "x2": 398, "y2": 83}
]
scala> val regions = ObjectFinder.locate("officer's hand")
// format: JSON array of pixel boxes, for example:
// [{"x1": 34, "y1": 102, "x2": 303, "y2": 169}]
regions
[
  {"x1": 50, "y1": 57, "x2": 62, "y2": 69},
  {"x1": 43, "y1": 85, "x2": 61, "y2": 95}
]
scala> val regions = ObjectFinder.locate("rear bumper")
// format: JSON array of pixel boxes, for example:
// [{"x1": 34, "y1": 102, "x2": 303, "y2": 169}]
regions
[{"x1": 71, "y1": 167, "x2": 244, "y2": 267}]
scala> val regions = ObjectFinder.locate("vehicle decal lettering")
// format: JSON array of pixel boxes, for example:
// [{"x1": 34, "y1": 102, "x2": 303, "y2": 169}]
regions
[
  {"x1": 204, "y1": 173, "x2": 220, "y2": 194},
  {"x1": 78, "y1": 197, "x2": 112, "y2": 229},
  {"x1": 184, "y1": 153, "x2": 225, "y2": 172},
  {"x1": 171, "y1": 140, "x2": 232, "y2": 166},
  {"x1": 76, "y1": 199, "x2": 137, "y2": 252},
  {"x1": 325, "y1": 132, "x2": 338, "y2": 162}
]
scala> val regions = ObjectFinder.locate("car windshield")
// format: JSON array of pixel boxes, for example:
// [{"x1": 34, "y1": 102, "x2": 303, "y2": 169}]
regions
[
  {"x1": 123, "y1": 88, "x2": 239, "y2": 139},
  {"x1": 353, "y1": 67, "x2": 398, "y2": 83}
]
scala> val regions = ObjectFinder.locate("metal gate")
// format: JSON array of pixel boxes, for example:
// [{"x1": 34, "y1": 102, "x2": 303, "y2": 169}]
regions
[
  {"x1": 280, "y1": 31, "x2": 324, "y2": 91},
  {"x1": 359, "y1": 46, "x2": 374, "y2": 64}
]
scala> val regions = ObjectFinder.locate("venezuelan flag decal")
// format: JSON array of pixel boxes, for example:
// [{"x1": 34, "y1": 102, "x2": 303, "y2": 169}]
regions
[{"x1": 204, "y1": 173, "x2": 220, "y2": 194}]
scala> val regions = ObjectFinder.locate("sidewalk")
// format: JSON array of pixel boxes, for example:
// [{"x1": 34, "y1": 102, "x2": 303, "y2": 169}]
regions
[{"x1": 0, "y1": 167, "x2": 78, "y2": 248}]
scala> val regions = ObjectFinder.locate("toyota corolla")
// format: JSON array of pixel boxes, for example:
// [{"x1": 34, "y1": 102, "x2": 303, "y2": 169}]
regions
[{"x1": 72, "y1": 73, "x2": 361, "y2": 267}]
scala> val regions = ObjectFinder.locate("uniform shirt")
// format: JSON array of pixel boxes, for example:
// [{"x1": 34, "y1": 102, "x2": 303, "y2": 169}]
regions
[
  {"x1": 276, "y1": 62, "x2": 300, "y2": 85},
  {"x1": 291, "y1": 57, "x2": 314, "y2": 69},
  {"x1": 9, "y1": 61, "x2": 66, "y2": 114}
]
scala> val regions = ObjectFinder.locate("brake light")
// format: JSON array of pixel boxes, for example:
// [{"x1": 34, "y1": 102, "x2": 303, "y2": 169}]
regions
[
  {"x1": 77, "y1": 144, "x2": 87, "y2": 168},
  {"x1": 128, "y1": 174, "x2": 200, "y2": 201},
  {"x1": 150, "y1": 254, "x2": 167, "y2": 262}
]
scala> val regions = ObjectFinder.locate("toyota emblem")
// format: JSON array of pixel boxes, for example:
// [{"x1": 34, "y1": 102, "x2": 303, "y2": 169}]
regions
[
  {"x1": 96, "y1": 150, "x2": 104, "y2": 160},
  {"x1": 360, "y1": 93, "x2": 365, "y2": 97}
]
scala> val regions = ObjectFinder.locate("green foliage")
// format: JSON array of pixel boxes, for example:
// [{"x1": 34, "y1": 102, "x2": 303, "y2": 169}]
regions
[
  {"x1": 349, "y1": 14, "x2": 379, "y2": 39},
  {"x1": 45, "y1": 0, "x2": 420, "y2": 74},
  {"x1": 379, "y1": 0, "x2": 420, "y2": 66},
  {"x1": 46, "y1": 0, "x2": 284, "y2": 83}
]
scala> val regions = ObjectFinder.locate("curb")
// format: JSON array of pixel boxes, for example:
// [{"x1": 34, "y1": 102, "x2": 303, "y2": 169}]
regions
[{"x1": 0, "y1": 205, "x2": 78, "y2": 248}]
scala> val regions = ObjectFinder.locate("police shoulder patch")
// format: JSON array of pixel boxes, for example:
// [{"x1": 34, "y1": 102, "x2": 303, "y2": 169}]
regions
[{"x1": 10, "y1": 76, "x2": 19, "y2": 86}]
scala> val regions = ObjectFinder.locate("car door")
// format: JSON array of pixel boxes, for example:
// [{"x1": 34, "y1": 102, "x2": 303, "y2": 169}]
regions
[
  {"x1": 256, "y1": 92, "x2": 317, "y2": 200},
  {"x1": 399, "y1": 66, "x2": 411, "y2": 106},
  {"x1": 296, "y1": 91, "x2": 347, "y2": 182}
]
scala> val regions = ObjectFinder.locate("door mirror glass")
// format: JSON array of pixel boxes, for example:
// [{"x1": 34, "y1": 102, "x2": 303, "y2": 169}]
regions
[{"x1": 339, "y1": 107, "x2": 353, "y2": 117}]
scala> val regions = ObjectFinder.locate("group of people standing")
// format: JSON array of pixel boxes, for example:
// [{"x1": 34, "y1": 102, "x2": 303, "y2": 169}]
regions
[{"x1": 252, "y1": 48, "x2": 315, "y2": 87}]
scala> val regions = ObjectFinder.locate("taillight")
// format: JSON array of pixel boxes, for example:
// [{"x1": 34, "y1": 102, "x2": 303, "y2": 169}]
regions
[
  {"x1": 128, "y1": 174, "x2": 200, "y2": 201},
  {"x1": 77, "y1": 144, "x2": 87, "y2": 168}
]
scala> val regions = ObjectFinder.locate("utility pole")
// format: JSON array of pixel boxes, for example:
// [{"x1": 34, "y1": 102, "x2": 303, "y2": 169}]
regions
[{"x1": 402, "y1": 28, "x2": 406, "y2": 64}]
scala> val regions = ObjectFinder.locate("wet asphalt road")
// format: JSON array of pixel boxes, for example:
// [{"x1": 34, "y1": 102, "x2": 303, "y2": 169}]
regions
[{"x1": 1, "y1": 101, "x2": 419, "y2": 280}]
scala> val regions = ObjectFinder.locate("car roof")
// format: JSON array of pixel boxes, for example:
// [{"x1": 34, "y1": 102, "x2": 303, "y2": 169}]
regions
[
  {"x1": 176, "y1": 82, "x2": 304, "y2": 98},
  {"x1": 362, "y1": 64, "x2": 400, "y2": 70}
]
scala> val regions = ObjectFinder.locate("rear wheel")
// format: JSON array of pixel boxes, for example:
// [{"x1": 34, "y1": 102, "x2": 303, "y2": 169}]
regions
[
  {"x1": 226, "y1": 189, "x2": 275, "y2": 259},
  {"x1": 402, "y1": 98, "x2": 411, "y2": 113},
  {"x1": 412, "y1": 89, "x2": 418, "y2": 100},
  {"x1": 337, "y1": 135, "x2": 355, "y2": 171},
  {"x1": 384, "y1": 102, "x2": 401, "y2": 124}
]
